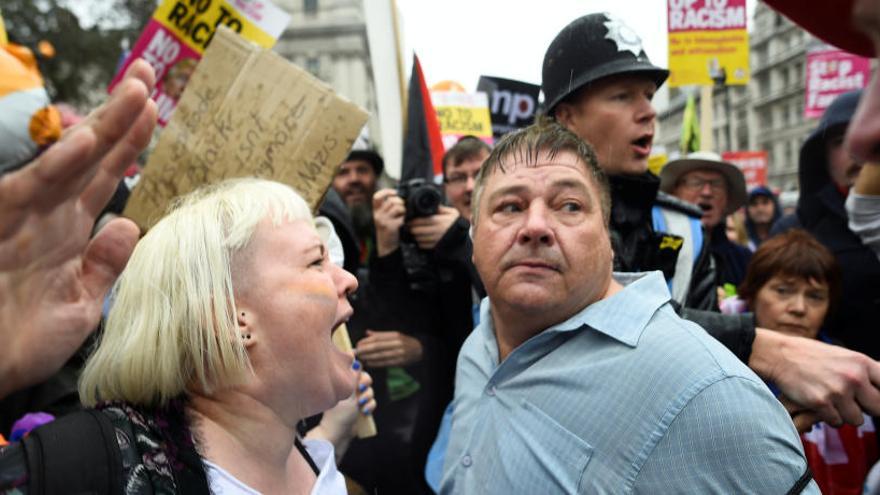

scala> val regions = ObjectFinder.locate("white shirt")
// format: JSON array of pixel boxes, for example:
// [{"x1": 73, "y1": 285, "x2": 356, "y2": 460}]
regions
[{"x1": 205, "y1": 439, "x2": 347, "y2": 494}]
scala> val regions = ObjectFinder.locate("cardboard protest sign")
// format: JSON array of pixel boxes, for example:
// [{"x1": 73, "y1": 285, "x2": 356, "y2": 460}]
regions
[
  {"x1": 722, "y1": 150, "x2": 768, "y2": 189},
  {"x1": 123, "y1": 27, "x2": 369, "y2": 231},
  {"x1": 109, "y1": 0, "x2": 290, "y2": 126},
  {"x1": 667, "y1": 0, "x2": 749, "y2": 87},
  {"x1": 476, "y1": 75, "x2": 539, "y2": 139},
  {"x1": 804, "y1": 44, "x2": 870, "y2": 119},
  {"x1": 430, "y1": 91, "x2": 493, "y2": 151}
]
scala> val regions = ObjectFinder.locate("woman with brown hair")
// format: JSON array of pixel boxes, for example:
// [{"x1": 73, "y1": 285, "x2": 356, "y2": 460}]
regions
[{"x1": 735, "y1": 229, "x2": 876, "y2": 495}]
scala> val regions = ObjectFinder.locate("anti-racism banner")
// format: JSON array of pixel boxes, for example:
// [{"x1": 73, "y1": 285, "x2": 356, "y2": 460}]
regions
[
  {"x1": 667, "y1": 0, "x2": 749, "y2": 87},
  {"x1": 804, "y1": 44, "x2": 871, "y2": 119},
  {"x1": 722, "y1": 150, "x2": 768, "y2": 189},
  {"x1": 109, "y1": 0, "x2": 290, "y2": 126},
  {"x1": 430, "y1": 91, "x2": 493, "y2": 151},
  {"x1": 476, "y1": 75, "x2": 540, "y2": 140}
]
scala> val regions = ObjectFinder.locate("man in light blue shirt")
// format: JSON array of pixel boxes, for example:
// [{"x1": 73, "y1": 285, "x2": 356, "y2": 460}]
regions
[{"x1": 439, "y1": 120, "x2": 817, "y2": 493}]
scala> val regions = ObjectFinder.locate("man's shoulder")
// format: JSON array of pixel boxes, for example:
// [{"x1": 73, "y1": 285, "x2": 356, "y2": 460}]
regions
[{"x1": 635, "y1": 305, "x2": 758, "y2": 380}]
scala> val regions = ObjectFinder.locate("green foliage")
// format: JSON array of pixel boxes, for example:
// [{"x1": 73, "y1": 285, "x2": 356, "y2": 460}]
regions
[{"x1": 1, "y1": 0, "x2": 153, "y2": 105}]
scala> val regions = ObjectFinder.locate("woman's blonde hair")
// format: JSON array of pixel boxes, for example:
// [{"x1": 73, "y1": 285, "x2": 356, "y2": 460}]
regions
[{"x1": 79, "y1": 178, "x2": 314, "y2": 407}]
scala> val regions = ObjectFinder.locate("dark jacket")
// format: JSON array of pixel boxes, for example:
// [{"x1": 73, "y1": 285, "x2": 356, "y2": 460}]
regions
[
  {"x1": 745, "y1": 186, "x2": 782, "y2": 249},
  {"x1": 788, "y1": 90, "x2": 880, "y2": 359},
  {"x1": 366, "y1": 216, "x2": 477, "y2": 489},
  {"x1": 609, "y1": 173, "x2": 756, "y2": 361},
  {"x1": 709, "y1": 221, "x2": 752, "y2": 289}
]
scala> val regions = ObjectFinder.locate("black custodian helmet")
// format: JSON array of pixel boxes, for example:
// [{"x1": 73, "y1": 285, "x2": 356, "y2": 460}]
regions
[{"x1": 542, "y1": 13, "x2": 669, "y2": 115}]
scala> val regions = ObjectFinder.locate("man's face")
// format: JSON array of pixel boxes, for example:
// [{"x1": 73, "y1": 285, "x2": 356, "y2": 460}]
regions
[
  {"x1": 444, "y1": 149, "x2": 489, "y2": 222},
  {"x1": 672, "y1": 169, "x2": 729, "y2": 228},
  {"x1": 554, "y1": 74, "x2": 657, "y2": 176},
  {"x1": 332, "y1": 159, "x2": 377, "y2": 208},
  {"x1": 845, "y1": 0, "x2": 880, "y2": 162},
  {"x1": 747, "y1": 195, "x2": 776, "y2": 225},
  {"x1": 472, "y1": 149, "x2": 614, "y2": 327},
  {"x1": 826, "y1": 132, "x2": 863, "y2": 190}
]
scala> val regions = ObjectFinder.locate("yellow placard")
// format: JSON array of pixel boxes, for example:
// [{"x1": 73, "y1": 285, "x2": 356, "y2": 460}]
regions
[
  {"x1": 435, "y1": 105, "x2": 493, "y2": 137},
  {"x1": 153, "y1": 0, "x2": 277, "y2": 55},
  {"x1": 667, "y1": 0, "x2": 749, "y2": 87}
]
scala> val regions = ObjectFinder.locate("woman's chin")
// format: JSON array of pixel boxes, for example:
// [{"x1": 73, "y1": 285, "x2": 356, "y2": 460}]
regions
[{"x1": 328, "y1": 351, "x2": 358, "y2": 399}]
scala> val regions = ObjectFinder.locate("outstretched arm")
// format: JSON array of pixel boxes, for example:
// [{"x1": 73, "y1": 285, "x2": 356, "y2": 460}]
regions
[
  {"x1": 0, "y1": 59, "x2": 157, "y2": 399},
  {"x1": 749, "y1": 328, "x2": 880, "y2": 430}
]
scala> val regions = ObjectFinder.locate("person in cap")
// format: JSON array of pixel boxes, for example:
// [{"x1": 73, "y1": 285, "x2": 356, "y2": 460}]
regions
[
  {"x1": 439, "y1": 118, "x2": 817, "y2": 494},
  {"x1": 661, "y1": 151, "x2": 753, "y2": 289},
  {"x1": 541, "y1": 12, "x2": 880, "y2": 433},
  {"x1": 331, "y1": 149, "x2": 385, "y2": 263},
  {"x1": 745, "y1": 185, "x2": 782, "y2": 250},
  {"x1": 769, "y1": 90, "x2": 880, "y2": 361}
]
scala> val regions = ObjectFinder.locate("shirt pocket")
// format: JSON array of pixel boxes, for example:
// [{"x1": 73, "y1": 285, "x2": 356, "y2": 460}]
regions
[{"x1": 501, "y1": 399, "x2": 593, "y2": 494}]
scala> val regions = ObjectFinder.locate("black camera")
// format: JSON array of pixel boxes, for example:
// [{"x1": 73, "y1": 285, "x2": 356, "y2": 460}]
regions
[
  {"x1": 397, "y1": 178, "x2": 442, "y2": 221},
  {"x1": 396, "y1": 178, "x2": 443, "y2": 292}
]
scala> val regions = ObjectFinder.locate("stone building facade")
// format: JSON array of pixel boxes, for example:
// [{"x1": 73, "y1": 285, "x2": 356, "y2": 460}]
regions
[
  {"x1": 656, "y1": 2, "x2": 819, "y2": 191},
  {"x1": 273, "y1": 0, "x2": 381, "y2": 147}
]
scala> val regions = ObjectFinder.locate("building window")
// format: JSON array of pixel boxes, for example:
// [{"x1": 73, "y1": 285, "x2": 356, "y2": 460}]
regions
[
  {"x1": 306, "y1": 57, "x2": 320, "y2": 77},
  {"x1": 304, "y1": 0, "x2": 318, "y2": 15}
]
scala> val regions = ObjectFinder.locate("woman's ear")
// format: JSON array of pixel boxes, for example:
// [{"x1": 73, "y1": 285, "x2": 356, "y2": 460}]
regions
[{"x1": 238, "y1": 310, "x2": 256, "y2": 349}]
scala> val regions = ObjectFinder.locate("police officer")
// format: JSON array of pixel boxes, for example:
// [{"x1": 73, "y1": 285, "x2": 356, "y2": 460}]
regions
[{"x1": 540, "y1": 12, "x2": 880, "y2": 432}]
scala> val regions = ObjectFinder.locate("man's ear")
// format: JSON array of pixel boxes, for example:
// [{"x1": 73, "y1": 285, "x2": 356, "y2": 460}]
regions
[{"x1": 554, "y1": 103, "x2": 576, "y2": 129}]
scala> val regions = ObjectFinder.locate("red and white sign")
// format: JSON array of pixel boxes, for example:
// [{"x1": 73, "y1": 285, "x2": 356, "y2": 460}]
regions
[
  {"x1": 805, "y1": 45, "x2": 871, "y2": 119},
  {"x1": 723, "y1": 150, "x2": 767, "y2": 189}
]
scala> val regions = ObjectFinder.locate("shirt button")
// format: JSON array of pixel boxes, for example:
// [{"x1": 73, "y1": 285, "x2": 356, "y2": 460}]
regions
[
  {"x1": 461, "y1": 454, "x2": 473, "y2": 467},
  {"x1": 486, "y1": 385, "x2": 496, "y2": 396}
]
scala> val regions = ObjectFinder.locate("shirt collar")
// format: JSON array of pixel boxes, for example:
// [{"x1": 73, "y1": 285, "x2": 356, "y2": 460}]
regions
[{"x1": 478, "y1": 271, "x2": 671, "y2": 352}]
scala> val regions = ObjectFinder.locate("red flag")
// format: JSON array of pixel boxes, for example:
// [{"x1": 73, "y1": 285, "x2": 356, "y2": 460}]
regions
[{"x1": 401, "y1": 55, "x2": 444, "y2": 181}]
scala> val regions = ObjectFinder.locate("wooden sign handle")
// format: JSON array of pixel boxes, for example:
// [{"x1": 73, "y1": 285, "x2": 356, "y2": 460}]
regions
[{"x1": 332, "y1": 324, "x2": 377, "y2": 438}]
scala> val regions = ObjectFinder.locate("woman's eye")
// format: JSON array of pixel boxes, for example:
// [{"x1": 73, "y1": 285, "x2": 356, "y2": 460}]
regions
[
  {"x1": 561, "y1": 202, "x2": 581, "y2": 212},
  {"x1": 774, "y1": 285, "x2": 791, "y2": 296},
  {"x1": 310, "y1": 258, "x2": 324, "y2": 268}
]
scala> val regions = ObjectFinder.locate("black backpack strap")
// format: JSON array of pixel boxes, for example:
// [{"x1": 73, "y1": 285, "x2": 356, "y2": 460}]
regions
[
  {"x1": 785, "y1": 465, "x2": 814, "y2": 495},
  {"x1": 22, "y1": 409, "x2": 122, "y2": 495}
]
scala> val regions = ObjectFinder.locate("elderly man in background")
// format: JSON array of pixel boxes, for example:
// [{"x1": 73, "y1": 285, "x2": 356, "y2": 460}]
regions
[{"x1": 661, "y1": 152, "x2": 753, "y2": 289}]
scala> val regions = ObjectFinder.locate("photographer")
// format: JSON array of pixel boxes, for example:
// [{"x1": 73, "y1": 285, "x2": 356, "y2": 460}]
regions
[{"x1": 364, "y1": 137, "x2": 489, "y2": 492}]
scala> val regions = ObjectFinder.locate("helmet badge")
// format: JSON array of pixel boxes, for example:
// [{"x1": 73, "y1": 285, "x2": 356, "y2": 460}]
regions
[{"x1": 602, "y1": 14, "x2": 644, "y2": 58}]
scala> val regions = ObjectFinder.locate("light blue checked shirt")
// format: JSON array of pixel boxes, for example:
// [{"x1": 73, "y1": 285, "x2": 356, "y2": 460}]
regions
[{"x1": 440, "y1": 271, "x2": 818, "y2": 494}]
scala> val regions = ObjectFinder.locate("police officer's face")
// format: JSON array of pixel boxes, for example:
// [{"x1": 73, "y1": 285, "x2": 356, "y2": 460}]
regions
[
  {"x1": 555, "y1": 74, "x2": 657, "y2": 177},
  {"x1": 845, "y1": 0, "x2": 880, "y2": 162}
]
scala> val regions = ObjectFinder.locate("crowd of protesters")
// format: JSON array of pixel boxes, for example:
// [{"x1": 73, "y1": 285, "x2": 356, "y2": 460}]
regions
[{"x1": 3, "y1": 0, "x2": 880, "y2": 493}]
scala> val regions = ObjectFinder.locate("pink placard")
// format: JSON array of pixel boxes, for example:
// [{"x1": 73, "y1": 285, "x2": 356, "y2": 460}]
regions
[
  {"x1": 108, "y1": 21, "x2": 201, "y2": 126},
  {"x1": 805, "y1": 47, "x2": 871, "y2": 119}
]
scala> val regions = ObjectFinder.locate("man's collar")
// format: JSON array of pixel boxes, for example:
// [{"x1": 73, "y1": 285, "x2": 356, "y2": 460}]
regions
[
  {"x1": 479, "y1": 271, "x2": 671, "y2": 352},
  {"x1": 543, "y1": 271, "x2": 670, "y2": 347}
]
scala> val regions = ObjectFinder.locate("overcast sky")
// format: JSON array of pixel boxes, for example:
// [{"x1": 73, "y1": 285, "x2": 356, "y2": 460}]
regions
[{"x1": 395, "y1": 0, "x2": 757, "y2": 91}]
